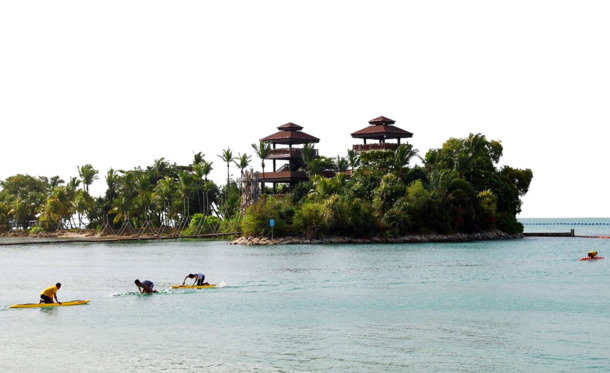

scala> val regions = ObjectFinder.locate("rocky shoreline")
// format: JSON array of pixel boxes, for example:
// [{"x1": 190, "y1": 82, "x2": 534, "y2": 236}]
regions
[{"x1": 230, "y1": 229, "x2": 523, "y2": 246}]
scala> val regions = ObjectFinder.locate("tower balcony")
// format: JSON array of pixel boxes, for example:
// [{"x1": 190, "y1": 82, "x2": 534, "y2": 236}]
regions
[
  {"x1": 266, "y1": 148, "x2": 318, "y2": 160},
  {"x1": 352, "y1": 143, "x2": 400, "y2": 153}
]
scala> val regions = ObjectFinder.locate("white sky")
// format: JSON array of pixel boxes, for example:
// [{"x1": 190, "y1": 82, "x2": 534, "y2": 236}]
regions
[{"x1": 1, "y1": 1, "x2": 609, "y2": 218}]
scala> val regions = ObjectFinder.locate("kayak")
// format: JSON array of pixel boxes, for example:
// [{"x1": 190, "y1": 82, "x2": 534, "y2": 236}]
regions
[
  {"x1": 9, "y1": 300, "x2": 90, "y2": 309},
  {"x1": 171, "y1": 284, "x2": 217, "y2": 289},
  {"x1": 579, "y1": 257, "x2": 605, "y2": 261}
]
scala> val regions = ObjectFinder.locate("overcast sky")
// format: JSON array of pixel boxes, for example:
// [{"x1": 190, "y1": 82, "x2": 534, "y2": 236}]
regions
[{"x1": 1, "y1": 1, "x2": 609, "y2": 218}]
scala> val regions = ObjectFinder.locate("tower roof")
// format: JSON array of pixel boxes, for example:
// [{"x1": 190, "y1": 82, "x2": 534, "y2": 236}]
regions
[
  {"x1": 261, "y1": 122, "x2": 320, "y2": 145},
  {"x1": 351, "y1": 116, "x2": 413, "y2": 140}
]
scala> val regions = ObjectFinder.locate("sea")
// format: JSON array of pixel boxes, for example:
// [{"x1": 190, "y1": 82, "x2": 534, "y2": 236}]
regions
[{"x1": 1, "y1": 218, "x2": 609, "y2": 372}]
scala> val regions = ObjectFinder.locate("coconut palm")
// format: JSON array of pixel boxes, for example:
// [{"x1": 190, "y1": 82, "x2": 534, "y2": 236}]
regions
[
  {"x1": 218, "y1": 148, "x2": 236, "y2": 189},
  {"x1": 394, "y1": 144, "x2": 420, "y2": 179},
  {"x1": 251, "y1": 140, "x2": 271, "y2": 193},
  {"x1": 49, "y1": 176, "x2": 65, "y2": 189},
  {"x1": 234, "y1": 153, "x2": 252, "y2": 179},
  {"x1": 200, "y1": 160, "x2": 213, "y2": 215},
  {"x1": 192, "y1": 152, "x2": 205, "y2": 166},
  {"x1": 301, "y1": 143, "x2": 317, "y2": 183},
  {"x1": 153, "y1": 176, "x2": 176, "y2": 226},
  {"x1": 347, "y1": 149, "x2": 360, "y2": 171},
  {"x1": 77, "y1": 164, "x2": 99, "y2": 194},
  {"x1": 335, "y1": 156, "x2": 348, "y2": 172}
]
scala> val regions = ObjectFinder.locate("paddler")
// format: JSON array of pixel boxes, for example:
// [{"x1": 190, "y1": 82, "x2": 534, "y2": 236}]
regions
[
  {"x1": 182, "y1": 272, "x2": 209, "y2": 286},
  {"x1": 587, "y1": 251, "x2": 598, "y2": 259},
  {"x1": 39, "y1": 283, "x2": 62, "y2": 304},
  {"x1": 135, "y1": 279, "x2": 157, "y2": 294}
]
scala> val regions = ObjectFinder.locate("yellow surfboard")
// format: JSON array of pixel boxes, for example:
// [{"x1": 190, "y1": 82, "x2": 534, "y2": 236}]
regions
[
  {"x1": 9, "y1": 300, "x2": 90, "y2": 309},
  {"x1": 171, "y1": 284, "x2": 217, "y2": 289}
]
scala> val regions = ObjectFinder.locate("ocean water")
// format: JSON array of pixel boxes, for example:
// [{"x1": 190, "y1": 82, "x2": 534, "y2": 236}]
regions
[{"x1": 1, "y1": 222, "x2": 609, "y2": 372}]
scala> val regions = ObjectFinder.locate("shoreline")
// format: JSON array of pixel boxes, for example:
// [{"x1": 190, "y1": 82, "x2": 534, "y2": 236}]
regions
[
  {"x1": 1, "y1": 229, "x2": 522, "y2": 246},
  {"x1": 230, "y1": 229, "x2": 524, "y2": 245}
]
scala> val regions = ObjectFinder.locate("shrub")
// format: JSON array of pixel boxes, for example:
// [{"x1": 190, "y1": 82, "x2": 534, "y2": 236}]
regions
[
  {"x1": 181, "y1": 214, "x2": 222, "y2": 236},
  {"x1": 242, "y1": 196, "x2": 296, "y2": 237},
  {"x1": 29, "y1": 226, "x2": 45, "y2": 235}
]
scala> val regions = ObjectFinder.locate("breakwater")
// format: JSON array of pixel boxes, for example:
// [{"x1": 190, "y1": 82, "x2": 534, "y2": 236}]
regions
[{"x1": 522, "y1": 222, "x2": 610, "y2": 226}]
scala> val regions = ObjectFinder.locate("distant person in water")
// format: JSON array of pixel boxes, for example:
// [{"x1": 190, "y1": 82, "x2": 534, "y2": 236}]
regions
[
  {"x1": 183, "y1": 273, "x2": 209, "y2": 286},
  {"x1": 39, "y1": 283, "x2": 61, "y2": 304},
  {"x1": 135, "y1": 279, "x2": 157, "y2": 294},
  {"x1": 588, "y1": 251, "x2": 598, "y2": 259}
]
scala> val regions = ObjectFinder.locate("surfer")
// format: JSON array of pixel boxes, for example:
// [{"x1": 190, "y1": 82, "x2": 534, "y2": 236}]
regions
[
  {"x1": 135, "y1": 279, "x2": 157, "y2": 294},
  {"x1": 39, "y1": 283, "x2": 61, "y2": 304},
  {"x1": 587, "y1": 251, "x2": 599, "y2": 259},
  {"x1": 182, "y1": 273, "x2": 209, "y2": 286}
]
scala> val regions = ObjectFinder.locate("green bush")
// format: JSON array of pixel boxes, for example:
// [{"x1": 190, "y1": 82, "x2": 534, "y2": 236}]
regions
[
  {"x1": 29, "y1": 226, "x2": 45, "y2": 235},
  {"x1": 242, "y1": 196, "x2": 296, "y2": 237},
  {"x1": 181, "y1": 214, "x2": 222, "y2": 236},
  {"x1": 495, "y1": 212, "x2": 523, "y2": 234},
  {"x1": 293, "y1": 201, "x2": 325, "y2": 239}
]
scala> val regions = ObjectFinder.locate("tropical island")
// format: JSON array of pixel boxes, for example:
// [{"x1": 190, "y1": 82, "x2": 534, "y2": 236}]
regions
[{"x1": 0, "y1": 116, "x2": 532, "y2": 244}]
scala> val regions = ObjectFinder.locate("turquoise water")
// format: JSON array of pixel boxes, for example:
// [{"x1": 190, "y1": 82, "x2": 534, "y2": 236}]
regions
[{"x1": 1, "y1": 228, "x2": 609, "y2": 372}]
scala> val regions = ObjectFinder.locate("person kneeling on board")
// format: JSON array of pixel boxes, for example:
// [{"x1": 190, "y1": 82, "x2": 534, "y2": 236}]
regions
[
  {"x1": 588, "y1": 251, "x2": 599, "y2": 259},
  {"x1": 39, "y1": 283, "x2": 62, "y2": 304},
  {"x1": 183, "y1": 273, "x2": 209, "y2": 286},
  {"x1": 135, "y1": 279, "x2": 157, "y2": 294}
]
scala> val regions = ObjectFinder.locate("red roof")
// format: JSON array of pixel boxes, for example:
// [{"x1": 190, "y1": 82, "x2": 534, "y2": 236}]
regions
[
  {"x1": 261, "y1": 123, "x2": 320, "y2": 145},
  {"x1": 351, "y1": 116, "x2": 413, "y2": 140},
  {"x1": 368, "y1": 116, "x2": 396, "y2": 125},
  {"x1": 277, "y1": 122, "x2": 303, "y2": 131}
]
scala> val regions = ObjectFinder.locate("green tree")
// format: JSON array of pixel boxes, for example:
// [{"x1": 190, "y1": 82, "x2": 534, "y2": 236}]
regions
[
  {"x1": 334, "y1": 156, "x2": 349, "y2": 172},
  {"x1": 347, "y1": 149, "x2": 360, "y2": 171},
  {"x1": 77, "y1": 164, "x2": 99, "y2": 194},
  {"x1": 234, "y1": 153, "x2": 252, "y2": 179},
  {"x1": 1, "y1": 174, "x2": 50, "y2": 229},
  {"x1": 218, "y1": 148, "x2": 236, "y2": 189},
  {"x1": 251, "y1": 140, "x2": 271, "y2": 193}
]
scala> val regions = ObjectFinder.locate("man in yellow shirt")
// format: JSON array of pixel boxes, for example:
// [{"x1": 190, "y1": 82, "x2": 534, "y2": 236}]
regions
[{"x1": 39, "y1": 283, "x2": 62, "y2": 304}]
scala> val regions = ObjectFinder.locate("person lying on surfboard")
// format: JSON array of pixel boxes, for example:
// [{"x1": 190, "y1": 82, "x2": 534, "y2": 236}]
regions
[
  {"x1": 135, "y1": 279, "x2": 158, "y2": 294},
  {"x1": 39, "y1": 283, "x2": 61, "y2": 304},
  {"x1": 182, "y1": 273, "x2": 209, "y2": 286}
]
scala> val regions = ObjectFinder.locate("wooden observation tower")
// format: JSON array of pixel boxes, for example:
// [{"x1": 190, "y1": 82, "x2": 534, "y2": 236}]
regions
[
  {"x1": 351, "y1": 116, "x2": 413, "y2": 153},
  {"x1": 259, "y1": 122, "x2": 320, "y2": 191}
]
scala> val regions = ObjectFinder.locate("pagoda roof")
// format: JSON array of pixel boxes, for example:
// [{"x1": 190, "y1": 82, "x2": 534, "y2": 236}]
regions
[
  {"x1": 351, "y1": 116, "x2": 413, "y2": 140},
  {"x1": 261, "y1": 123, "x2": 320, "y2": 145},
  {"x1": 368, "y1": 116, "x2": 396, "y2": 125},
  {"x1": 277, "y1": 122, "x2": 303, "y2": 131}
]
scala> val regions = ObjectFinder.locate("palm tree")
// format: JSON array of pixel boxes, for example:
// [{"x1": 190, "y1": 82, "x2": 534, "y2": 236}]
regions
[
  {"x1": 149, "y1": 158, "x2": 169, "y2": 183},
  {"x1": 200, "y1": 160, "x2": 213, "y2": 215},
  {"x1": 77, "y1": 164, "x2": 99, "y2": 194},
  {"x1": 152, "y1": 176, "x2": 175, "y2": 227},
  {"x1": 177, "y1": 170, "x2": 193, "y2": 218},
  {"x1": 49, "y1": 176, "x2": 65, "y2": 189},
  {"x1": 251, "y1": 140, "x2": 271, "y2": 193},
  {"x1": 301, "y1": 143, "x2": 317, "y2": 183},
  {"x1": 347, "y1": 149, "x2": 359, "y2": 171},
  {"x1": 234, "y1": 153, "x2": 252, "y2": 179},
  {"x1": 394, "y1": 144, "x2": 420, "y2": 179},
  {"x1": 335, "y1": 156, "x2": 348, "y2": 172},
  {"x1": 192, "y1": 152, "x2": 205, "y2": 166},
  {"x1": 218, "y1": 148, "x2": 236, "y2": 189}
]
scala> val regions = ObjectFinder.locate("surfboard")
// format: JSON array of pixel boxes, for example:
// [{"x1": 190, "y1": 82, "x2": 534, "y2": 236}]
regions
[
  {"x1": 579, "y1": 257, "x2": 605, "y2": 261},
  {"x1": 9, "y1": 300, "x2": 90, "y2": 308},
  {"x1": 171, "y1": 284, "x2": 217, "y2": 289}
]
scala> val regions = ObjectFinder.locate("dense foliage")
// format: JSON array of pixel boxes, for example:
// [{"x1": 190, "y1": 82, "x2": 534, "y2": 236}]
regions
[
  {"x1": 242, "y1": 134, "x2": 532, "y2": 238},
  {"x1": 0, "y1": 133, "x2": 532, "y2": 238},
  {"x1": 0, "y1": 156, "x2": 235, "y2": 234}
]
